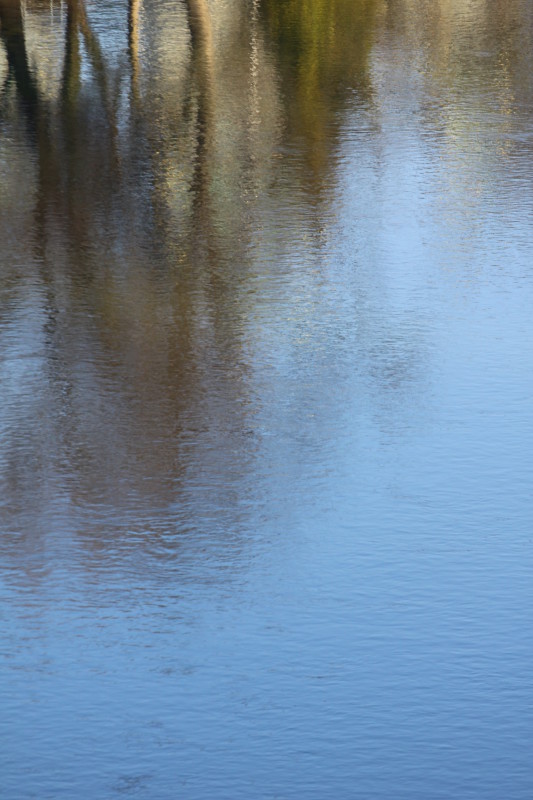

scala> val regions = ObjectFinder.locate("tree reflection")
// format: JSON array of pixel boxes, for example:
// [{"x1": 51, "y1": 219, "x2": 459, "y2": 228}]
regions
[
  {"x1": 0, "y1": 0, "x2": 270, "y2": 550},
  {"x1": 261, "y1": 0, "x2": 381, "y2": 182},
  {"x1": 0, "y1": 0, "x2": 39, "y2": 117},
  {"x1": 2, "y1": 0, "x2": 528, "y2": 566}
]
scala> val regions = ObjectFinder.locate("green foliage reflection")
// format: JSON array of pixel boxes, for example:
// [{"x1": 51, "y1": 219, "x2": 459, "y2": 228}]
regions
[{"x1": 261, "y1": 0, "x2": 381, "y2": 177}]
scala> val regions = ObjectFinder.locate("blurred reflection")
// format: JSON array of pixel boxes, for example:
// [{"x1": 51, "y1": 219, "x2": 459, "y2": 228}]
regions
[
  {"x1": 261, "y1": 0, "x2": 381, "y2": 182},
  {"x1": 0, "y1": 0, "x2": 380, "y2": 541},
  {"x1": 2, "y1": 5, "x2": 533, "y2": 799},
  {"x1": 0, "y1": 0, "x2": 532, "y2": 556}
]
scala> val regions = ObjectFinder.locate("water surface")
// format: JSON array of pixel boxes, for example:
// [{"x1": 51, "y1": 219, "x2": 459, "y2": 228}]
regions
[{"x1": 1, "y1": 1, "x2": 532, "y2": 797}]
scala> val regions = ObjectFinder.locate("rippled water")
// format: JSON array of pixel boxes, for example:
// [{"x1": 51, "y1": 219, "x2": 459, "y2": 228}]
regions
[{"x1": 1, "y1": 1, "x2": 532, "y2": 797}]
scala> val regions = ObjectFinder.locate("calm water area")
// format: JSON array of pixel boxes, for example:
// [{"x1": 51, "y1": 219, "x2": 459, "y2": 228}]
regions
[{"x1": 1, "y1": 1, "x2": 532, "y2": 797}]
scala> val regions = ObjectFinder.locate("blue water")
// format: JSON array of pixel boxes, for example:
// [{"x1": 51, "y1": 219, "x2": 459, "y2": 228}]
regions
[{"x1": 1, "y1": 0, "x2": 532, "y2": 797}]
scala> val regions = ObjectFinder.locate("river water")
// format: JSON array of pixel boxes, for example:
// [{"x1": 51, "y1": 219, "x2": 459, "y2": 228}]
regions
[{"x1": 1, "y1": 1, "x2": 532, "y2": 797}]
